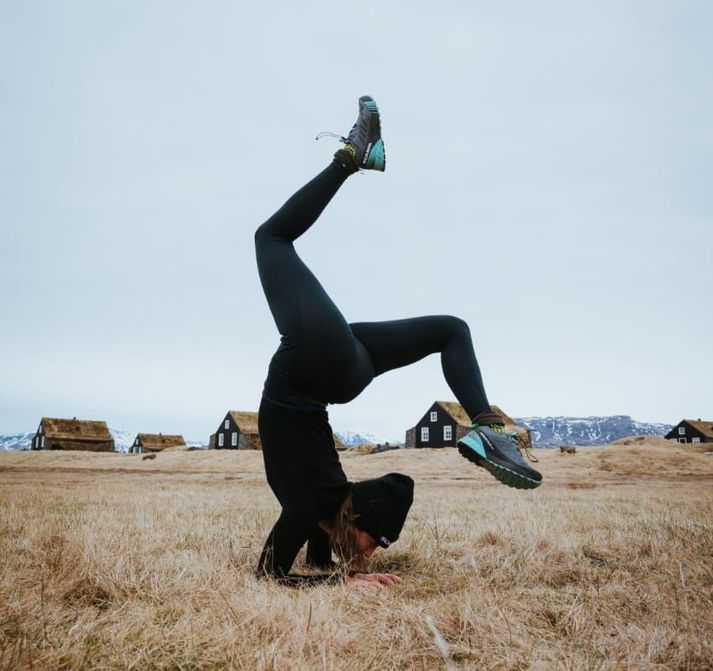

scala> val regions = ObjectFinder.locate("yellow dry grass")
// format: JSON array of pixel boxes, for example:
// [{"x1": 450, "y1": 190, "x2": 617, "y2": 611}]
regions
[{"x1": 1, "y1": 440, "x2": 712, "y2": 670}]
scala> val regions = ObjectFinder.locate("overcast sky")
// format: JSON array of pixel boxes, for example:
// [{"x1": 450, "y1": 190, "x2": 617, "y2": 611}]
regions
[{"x1": 1, "y1": 1, "x2": 711, "y2": 441}]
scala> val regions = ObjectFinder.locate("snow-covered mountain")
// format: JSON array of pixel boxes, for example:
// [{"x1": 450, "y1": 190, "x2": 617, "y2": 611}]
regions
[
  {"x1": 0, "y1": 432, "x2": 34, "y2": 451},
  {"x1": 334, "y1": 430, "x2": 390, "y2": 446},
  {"x1": 515, "y1": 415, "x2": 672, "y2": 447},
  {"x1": 110, "y1": 427, "x2": 135, "y2": 453}
]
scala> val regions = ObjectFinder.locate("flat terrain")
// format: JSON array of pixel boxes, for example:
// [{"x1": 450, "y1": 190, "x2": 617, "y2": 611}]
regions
[{"x1": 1, "y1": 439, "x2": 712, "y2": 670}]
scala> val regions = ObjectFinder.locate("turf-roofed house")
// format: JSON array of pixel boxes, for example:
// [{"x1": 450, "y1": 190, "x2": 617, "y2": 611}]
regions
[
  {"x1": 128, "y1": 433, "x2": 186, "y2": 454},
  {"x1": 31, "y1": 417, "x2": 115, "y2": 452},
  {"x1": 665, "y1": 419, "x2": 713, "y2": 445},
  {"x1": 405, "y1": 401, "x2": 531, "y2": 450},
  {"x1": 210, "y1": 411, "x2": 261, "y2": 450}
]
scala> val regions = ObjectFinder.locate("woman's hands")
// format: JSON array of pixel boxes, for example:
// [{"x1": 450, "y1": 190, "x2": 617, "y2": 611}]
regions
[{"x1": 345, "y1": 572, "x2": 403, "y2": 592}]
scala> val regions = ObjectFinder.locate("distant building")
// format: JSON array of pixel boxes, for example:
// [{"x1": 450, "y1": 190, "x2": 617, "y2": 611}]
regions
[
  {"x1": 405, "y1": 401, "x2": 531, "y2": 450},
  {"x1": 209, "y1": 410, "x2": 347, "y2": 451},
  {"x1": 210, "y1": 411, "x2": 261, "y2": 450},
  {"x1": 129, "y1": 433, "x2": 186, "y2": 454},
  {"x1": 31, "y1": 417, "x2": 114, "y2": 452},
  {"x1": 665, "y1": 419, "x2": 713, "y2": 444},
  {"x1": 371, "y1": 441, "x2": 400, "y2": 454}
]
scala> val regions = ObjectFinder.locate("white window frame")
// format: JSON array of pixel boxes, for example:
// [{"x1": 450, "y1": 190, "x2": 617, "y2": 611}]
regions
[
  {"x1": 231, "y1": 431, "x2": 238, "y2": 447},
  {"x1": 421, "y1": 427, "x2": 429, "y2": 442},
  {"x1": 41, "y1": 436, "x2": 45, "y2": 448},
  {"x1": 430, "y1": 411, "x2": 437, "y2": 422},
  {"x1": 692, "y1": 437, "x2": 701, "y2": 444},
  {"x1": 443, "y1": 425, "x2": 452, "y2": 441},
  {"x1": 218, "y1": 433, "x2": 224, "y2": 447},
  {"x1": 224, "y1": 419, "x2": 230, "y2": 430},
  {"x1": 678, "y1": 427, "x2": 685, "y2": 435},
  {"x1": 678, "y1": 438, "x2": 686, "y2": 443}
]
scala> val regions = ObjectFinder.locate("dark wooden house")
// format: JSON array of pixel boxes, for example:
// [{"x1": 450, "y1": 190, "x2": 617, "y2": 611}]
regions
[
  {"x1": 665, "y1": 419, "x2": 713, "y2": 444},
  {"x1": 404, "y1": 401, "x2": 531, "y2": 450},
  {"x1": 210, "y1": 411, "x2": 261, "y2": 450},
  {"x1": 129, "y1": 433, "x2": 186, "y2": 454},
  {"x1": 208, "y1": 410, "x2": 347, "y2": 451},
  {"x1": 31, "y1": 417, "x2": 114, "y2": 452}
]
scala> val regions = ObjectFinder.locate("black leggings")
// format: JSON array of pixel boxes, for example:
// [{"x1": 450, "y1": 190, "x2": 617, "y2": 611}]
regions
[{"x1": 254, "y1": 162, "x2": 493, "y2": 421}]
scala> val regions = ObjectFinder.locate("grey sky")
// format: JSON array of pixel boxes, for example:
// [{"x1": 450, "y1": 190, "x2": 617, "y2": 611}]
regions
[{"x1": 1, "y1": 1, "x2": 711, "y2": 441}]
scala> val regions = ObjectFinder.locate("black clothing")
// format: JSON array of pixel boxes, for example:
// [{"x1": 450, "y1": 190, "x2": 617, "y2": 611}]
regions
[
  {"x1": 352, "y1": 473, "x2": 414, "y2": 548},
  {"x1": 256, "y1": 396, "x2": 350, "y2": 581},
  {"x1": 255, "y1": 162, "x2": 494, "y2": 414},
  {"x1": 254, "y1": 161, "x2": 496, "y2": 583}
]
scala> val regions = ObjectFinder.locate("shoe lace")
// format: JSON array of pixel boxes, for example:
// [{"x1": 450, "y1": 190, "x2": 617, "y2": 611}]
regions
[
  {"x1": 315, "y1": 131, "x2": 347, "y2": 143},
  {"x1": 489, "y1": 424, "x2": 539, "y2": 464},
  {"x1": 316, "y1": 132, "x2": 363, "y2": 173}
]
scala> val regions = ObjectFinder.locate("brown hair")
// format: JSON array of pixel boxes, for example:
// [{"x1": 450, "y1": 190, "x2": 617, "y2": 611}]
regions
[{"x1": 327, "y1": 490, "x2": 366, "y2": 572}]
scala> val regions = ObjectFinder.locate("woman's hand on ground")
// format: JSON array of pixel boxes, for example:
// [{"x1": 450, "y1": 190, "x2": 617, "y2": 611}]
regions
[{"x1": 346, "y1": 572, "x2": 402, "y2": 591}]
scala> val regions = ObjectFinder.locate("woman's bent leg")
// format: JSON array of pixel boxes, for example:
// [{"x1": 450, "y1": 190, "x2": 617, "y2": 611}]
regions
[
  {"x1": 255, "y1": 162, "x2": 349, "y2": 335},
  {"x1": 350, "y1": 316, "x2": 502, "y2": 425},
  {"x1": 255, "y1": 163, "x2": 362, "y2": 400}
]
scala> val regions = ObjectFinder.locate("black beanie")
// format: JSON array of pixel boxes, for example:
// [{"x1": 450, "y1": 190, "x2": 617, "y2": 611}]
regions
[{"x1": 351, "y1": 473, "x2": 414, "y2": 548}]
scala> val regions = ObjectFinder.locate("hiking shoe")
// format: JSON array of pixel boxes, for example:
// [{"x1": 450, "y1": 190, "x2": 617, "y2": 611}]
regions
[
  {"x1": 339, "y1": 95, "x2": 386, "y2": 171},
  {"x1": 458, "y1": 425, "x2": 542, "y2": 490}
]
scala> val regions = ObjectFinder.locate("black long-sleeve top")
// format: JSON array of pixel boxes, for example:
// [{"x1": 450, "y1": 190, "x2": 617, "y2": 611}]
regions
[{"x1": 256, "y1": 396, "x2": 351, "y2": 585}]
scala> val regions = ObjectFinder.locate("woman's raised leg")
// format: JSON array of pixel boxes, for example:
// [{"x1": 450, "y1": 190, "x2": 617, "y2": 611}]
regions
[
  {"x1": 350, "y1": 316, "x2": 543, "y2": 489},
  {"x1": 254, "y1": 96, "x2": 387, "y2": 403},
  {"x1": 349, "y1": 316, "x2": 501, "y2": 425},
  {"x1": 254, "y1": 162, "x2": 351, "y2": 340}
]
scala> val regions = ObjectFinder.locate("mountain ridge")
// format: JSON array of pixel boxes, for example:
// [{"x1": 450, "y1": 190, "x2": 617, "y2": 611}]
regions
[{"x1": 514, "y1": 415, "x2": 672, "y2": 447}]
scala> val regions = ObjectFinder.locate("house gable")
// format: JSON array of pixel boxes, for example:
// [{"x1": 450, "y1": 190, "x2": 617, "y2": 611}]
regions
[
  {"x1": 214, "y1": 411, "x2": 260, "y2": 449},
  {"x1": 32, "y1": 421, "x2": 44, "y2": 450},
  {"x1": 665, "y1": 419, "x2": 713, "y2": 444},
  {"x1": 215, "y1": 412, "x2": 238, "y2": 449},
  {"x1": 405, "y1": 401, "x2": 531, "y2": 450},
  {"x1": 411, "y1": 401, "x2": 464, "y2": 448}
]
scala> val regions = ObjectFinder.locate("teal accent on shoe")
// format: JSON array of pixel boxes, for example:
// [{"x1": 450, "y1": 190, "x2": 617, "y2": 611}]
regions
[
  {"x1": 458, "y1": 433, "x2": 487, "y2": 460},
  {"x1": 365, "y1": 138, "x2": 386, "y2": 171}
]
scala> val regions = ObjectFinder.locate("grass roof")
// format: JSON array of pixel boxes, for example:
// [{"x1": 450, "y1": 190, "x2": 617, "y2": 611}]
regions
[
  {"x1": 41, "y1": 418, "x2": 112, "y2": 442},
  {"x1": 136, "y1": 434, "x2": 186, "y2": 451},
  {"x1": 228, "y1": 411, "x2": 259, "y2": 434},
  {"x1": 684, "y1": 419, "x2": 713, "y2": 439},
  {"x1": 435, "y1": 402, "x2": 516, "y2": 428}
]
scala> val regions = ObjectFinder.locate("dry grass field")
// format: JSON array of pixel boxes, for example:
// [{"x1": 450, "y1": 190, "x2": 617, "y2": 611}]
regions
[{"x1": 1, "y1": 439, "x2": 712, "y2": 670}]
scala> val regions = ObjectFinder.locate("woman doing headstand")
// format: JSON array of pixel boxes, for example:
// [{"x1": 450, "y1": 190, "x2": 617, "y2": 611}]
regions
[{"x1": 254, "y1": 96, "x2": 542, "y2": 588}]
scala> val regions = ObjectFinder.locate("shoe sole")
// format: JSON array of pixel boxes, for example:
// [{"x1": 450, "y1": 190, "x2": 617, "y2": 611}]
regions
[
  {"x1": 457, "y1": 434, "x2": 542, "y2": 490},
  {"x1": 360, "y1": 99, "x2": 386, "y2": 171}
]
